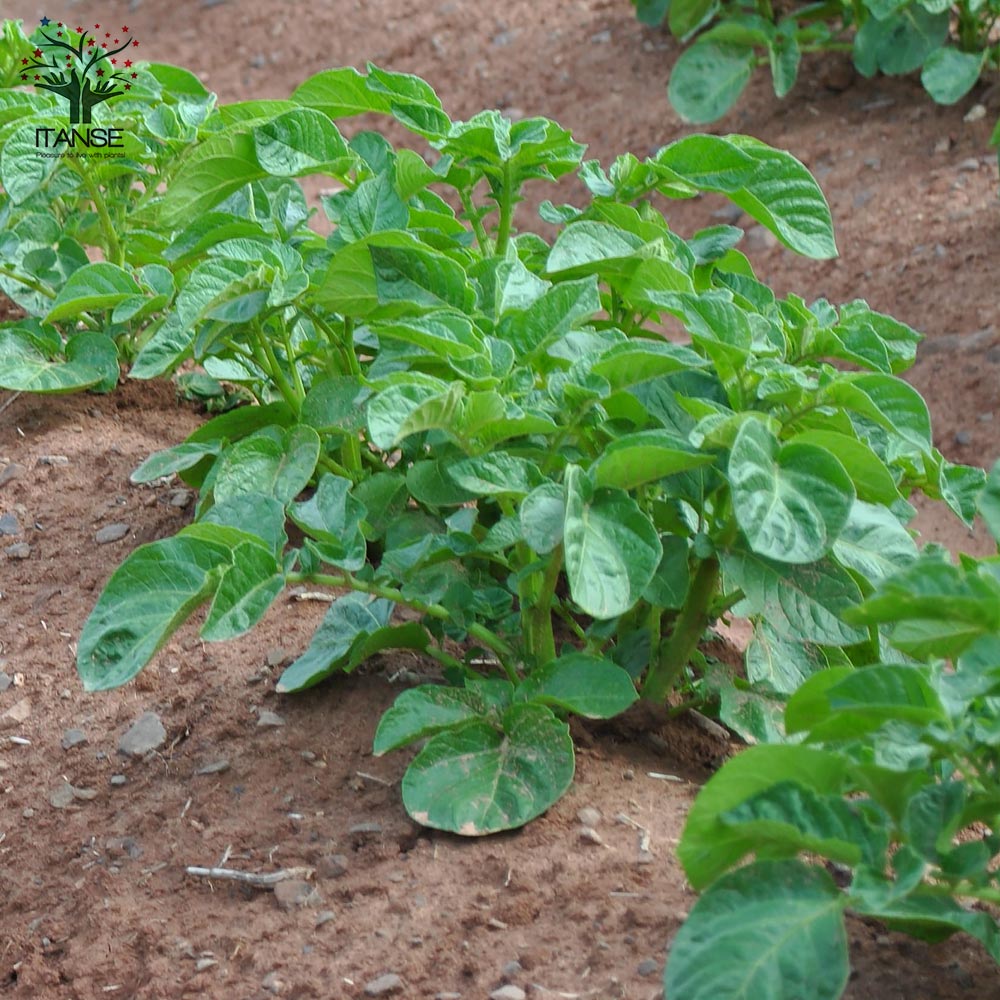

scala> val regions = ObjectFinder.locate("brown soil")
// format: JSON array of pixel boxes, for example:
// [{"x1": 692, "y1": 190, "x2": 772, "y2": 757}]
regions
[{"x1": 2, "y1": 0, "x2": 1000, "y2": 997}]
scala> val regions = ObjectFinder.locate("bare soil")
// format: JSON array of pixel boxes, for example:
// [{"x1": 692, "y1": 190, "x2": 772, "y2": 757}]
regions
[{"x1": 2, "y1": 0, "x2": 1000, "y2": 997}]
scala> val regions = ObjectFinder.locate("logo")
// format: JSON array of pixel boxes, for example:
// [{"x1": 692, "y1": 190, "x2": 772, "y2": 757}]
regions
[{"x1": 22, "y1": 17, "x2": 140, "y2": 154}]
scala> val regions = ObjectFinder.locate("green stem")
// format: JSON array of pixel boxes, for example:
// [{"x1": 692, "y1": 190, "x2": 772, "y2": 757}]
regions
[
  {"x1": 316, "y1": 454, "x2": 352, "y2": 479},
  {"x1": 460, "y1": 188, "x2": 493, "y2": 255},
  {"x1": 523, "y1": 544, "x2": 563, "y2": 666},
  {"x1": 253, "y1": 328, "x2": 302, "y2": 415},
  {"x1": 288, "y1": 571, "x2": 518, "y2": 681},
  {"x1": 280, "y1": 326, "x2": 306, "y2": 402},
  {"x1": 494, "y1": 161, "x2": 514, "y2": 257},
  {"x1": 642, "y1": 555, "x2": 720, "y2": 703},
  {"x1": 71, "y1": 163, "x2": 122, "y2": 265},
  {"x1": 0, "y1": 264, "x2": 56, "y2": 299}
]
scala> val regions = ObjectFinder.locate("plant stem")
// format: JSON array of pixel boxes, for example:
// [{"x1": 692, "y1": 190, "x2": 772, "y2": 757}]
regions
[
  {"x1": 253, "y1": 328, "x2": 302, "y2": 416},
  {"x1": 523, "y1": 545, "x2": 563, "y2": 666},
  {"x1": 494, "y1": 161, "x2": 514, "y2": 257},
  {"x1": 641, "y1": 555, "x2": 720, "y2": 703},
  {"x1": 288, "y1": 571, "x2": 518, "y2": 680},
  {"x1": 280, "y1": 326, "x2": 306, "y2": 402},
  {"x1": 72, "y1": 164, "x2": 122, "y2": 265},
  {"x1": 0, "y1": 264, "x2": 56, "y2": 299},
  {"x1": 460, "y1": 188, "x2": 493, "y2": 255}
]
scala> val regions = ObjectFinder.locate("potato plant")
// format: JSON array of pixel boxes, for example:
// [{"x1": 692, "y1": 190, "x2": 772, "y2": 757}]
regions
[
  {"x1": 666, "y1": 461, "x2": 1000, "y2": 999},
  {"x1": 633, "y1": 0, "x2": 1000, "y2": 123}
]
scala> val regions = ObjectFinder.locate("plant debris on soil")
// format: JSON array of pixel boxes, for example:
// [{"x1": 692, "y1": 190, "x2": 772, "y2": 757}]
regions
[{"x1": 2, "y1": 0, "x2": 1000, "y2": 996}]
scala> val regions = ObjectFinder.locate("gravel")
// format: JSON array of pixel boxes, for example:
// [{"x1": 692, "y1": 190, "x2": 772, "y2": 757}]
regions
[
  {"x1": 118, "y1": 711, "x2": 166, "y2": 757},
  {"x1": 364, "y1": 973, "x2": 404, "y2": 996}
]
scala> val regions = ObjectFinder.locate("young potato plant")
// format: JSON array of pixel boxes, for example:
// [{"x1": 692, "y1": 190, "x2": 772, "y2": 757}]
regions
[
  {"x1": 666, "y1": 461, "x2": 1000, "y2": 1000},
  {"x1": 70, "y1": 62, "x2": 983, "y2": 835},
  {"x1": 0, "y1": 19, "x2": 217, "y2": 393},
  {"x1": 634, "y1": 0, "x2": 1000, "y2": 123}
]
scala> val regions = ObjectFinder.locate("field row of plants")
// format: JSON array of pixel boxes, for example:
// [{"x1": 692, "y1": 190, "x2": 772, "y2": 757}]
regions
[
  {"x1": 2, "y1": 16, "x2": 1000, "y2": 998},
  {"x1": 633, "y1": 0, "x2": 1000, "y2": 126}
]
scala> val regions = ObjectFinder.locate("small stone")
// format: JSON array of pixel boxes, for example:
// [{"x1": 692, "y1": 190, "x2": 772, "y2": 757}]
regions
[
  {"x1": 0, "y1": 513, "x2": 20, "y2": 536},
  {"x1": 636, "y1": 849, "x2": 655, "y2": 865},
  {"x1": 0, "y1": 672, "x2": 11, "y2": 692},
  {"x1": 500, "y1": 959, "x2": 523, "y2": 979},
  {"x1": 22, "y1": 808, "x2": 34, "y2": 819},
  {"x1": 317, "y1": 853, "x2": 349, "y2": 879},
  {"x1": 273, "y1": 879, "x2": 322, "y2": 911},
  {"x1": 490, "y1": 987, "x2": 526, "y2": 1000},
  {"x1": 249, "y1": 53, "x2": 268, "y2": 69},
  {"x1": 852, "y1": 190, "x2": 874, "y2": 209},
  {"x1": 261, "y1": 971, "x2": 284, "y2": 994},
  {"x1": 955, "y1": 430, "x2": 973, "y2": 447},
  {"x1": 61, "y1": 728, "x2": 88, "y2": 750},
  {"x1": 105, "y1": 837, "x2": 142, "y2": 860},
  {"x1": 195, "y1": 958, "x2": 217, "y2": 972},
  {"x1": 933, "y1": 136, "x2": 951, "y2": 154},
  {"x1": 266, "y1": 648, "x2": 287, "y2": 667},
  {"x1": 349, "y1": 821, "x2": 383, "y2": 843},
  {"x1": 365, "y1": 974, "x2": 404, "y2": 996},
  {"x1": 4, "y1": 542, "x2": 30, "y2": 560},
  {"x1": 577, "y1": 806, "x2": 601, "y2": 827},
  {"x1": 435, "y1": 994, "x2": 462, "y2": 1000},
  {"x1": 964, "y1": 103, "x2": 986, "y2": 122},
  {"x1": 48, "y1": 782, "x2": 76, "y2": 809},
  {"x1": 0, "y1": 698, "x2": 31, "y2": 728},
  {"x1": 578, "y1": 826, "x2": 604, "y2": 845},
  {"x1": 38, "y1": 455, "x2": 69, "y2": 466},
  {"x1": 118, "y1": 711, "x2": 166, "y2": 757},
  {"x1": 591, "y1": 29, "x2": 612, "y2": 43},
  {"x1": 110, "y1": 774, "x2": 127, "y2": 787},
  {"x1": 958, "y1": 157, "x2": 981, "y2": 172},
  {"x1": 195, "y1": 758, "x2": 230, "y2": 775},
  {"x1": 95, "y1": 523, "x2": 130, "y2": 545},
  {"x1": 638, "y1": 959, "x2": 659, "y2": 977},
  {"x1": 168, "y1": 489, "x2": 193, "y2": 509},
  {"x1": 315, "y1": 910, "x2": 336, "y2": 928},
  {"x1": 0, "y1": 463, "x2": 24, "y2": 488},
  {"x1": 257, "y1": 710, "x2": 285, "y2": 728},
  {"x1": 745, "y1": 225, "x2": 778, "y2": 251}
]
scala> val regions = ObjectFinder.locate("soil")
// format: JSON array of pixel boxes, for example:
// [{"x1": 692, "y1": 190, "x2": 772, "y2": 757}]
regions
[{"x1": 2, "y1": 0, "x2": 1000, "y2": 997}]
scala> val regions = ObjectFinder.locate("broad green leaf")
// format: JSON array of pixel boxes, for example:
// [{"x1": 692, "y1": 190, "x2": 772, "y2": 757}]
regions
[
  {"x1": 545, "y1": 221, "x2": 645, "y2": 276},
  {"x1": 374, "y1": 686, "x2": 495, "y2": 755},
  {"x1": 289, "y1": 473, "x2": 367, "y2": 571},
  {"x1": 46, "y1": 263, "x2": 142, "y2": 322},
  {"x1": 0, "y1": 329, "x2": 118, "y2": 394},
  {"x1": 292, "y1": 67, "x2": 392, "y2": 117},
  {"x1": 746, "y1": 622, "x2": 826, "y2": 694},
  {"x1": 633, "y1": 0, "x2": 670, "y2": 23},
  {"x1": 665, "y1": 860, "x2": 849, "y2": 1000},
  {"x1": 590, "y1": 338, "x2": 707, "y2": 389},
  {"x1": 979, "y1": 459, "x2": 1000, "y2": 543},
  {"x1": 252, "y1": 108, "x2": 351, "y2": 176},
  {"x1": 277, "y1": 594, "x2": 407, "y2": 691},
  {"x1": 823, "y1": 374, "x2": 932, "y2": 455},
  {"x1": 921, "y1": 47, "x2": 985, "y2": 105},
  {"x1": 334, "y1": 172, "x2": 409, "y2": 244},
  {"x1": 77, "y1": 533, "x2": 233, "y2": 691},
  {"x1": 832, "y1": 500, "x2": 917, "y2": 582},
  {"x1": 668, "y1": 43, "x2": 755, "y2": 125},
  {"x1": 722, "y1": 548, "x2": 867, "y2": 646},
  {"x1": 201, "y1": 539, "x2": 284, "y2": 641},
  {"x1": 679, "y1": 744, "x2": 849, "y2": 886},
  {"x1": 498, "y1": 277, "x2": 600, "y2": 355},
  {"x1": 721, "y1": 781, "x2": 883, "y2": 867},
  {"x1": 448, "y1": 453, "x2": 542, "y2": 498},
  {"x1": 855, "y1": 6, "x2": 949, "y2": 76},
  {"x1": 152, "y1": 130, "x2": 264, "y2": 230},
  {"x1": 212, "y1": 425, "x2": 320, "y2": 506},
  {"x1": 564, "y1": 466, "x2": 662, "y2": 618},
  {"x1": 901, "y1": 782, "x2": 965, "y2": 860},
  {"x1": 516, "y1": 654, "x2": 638, "y2": 718},
  {"x1": 520, "y1": 481, "x2": 566, "y2": 554},
  {"x1": 0, "y1": 119, "x2": 62, "y2": 203},
  {"x1": 729, "y1": 420, "x2": 854, "y2": 563},
  {"x1": 374, "y1": 311, "x2": 484, "y2": 361},
  {"x1": 591, "y1": 430, "x2": 712, "y2": 490},
  {"x1": 769, "y1": 35, "x2": 801, "y2": 98},
  {"x1": 670, "y1": 0, "x2": 722, "y2": 37},
  {"x1": 200, "y1": 493, "x2": 287, "y2": 553},
  {"x1": 787, "y1": 430, "x2": 900, "y2": 505},
  {"x1": 401, "y1": 702, "x2": 574, "y2": 835},
  {"x1": 642, "y1": 535, "x2": 691, "y2": 609},
  {"x1": 130, "y1": 441, "x2": 222, "y2": 484}
]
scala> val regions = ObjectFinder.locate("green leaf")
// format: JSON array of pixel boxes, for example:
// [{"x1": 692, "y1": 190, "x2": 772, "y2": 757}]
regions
[
  {"x1": 448, "y1": 453, "x2": 542, "y2": 498},
  {"x1": 722, "y1": 548, "x2": 867, "y2": 646},
  {"x1": 77, "y1": 533, "x2": 233, "y2": 691},
  {"x1": 592, "y1": 430, "x2": 712, "y2": 490},
  {"x1": 855, "y1": 6, "x2": 949, "y2": 76},
  {"x1": 665, "y1": 860, "x2": 849, "y2": 1000},
  {"x1": 375, "y1": 311, "x2": 484, "y2": 361},
  {"x1": 292, "y1": 67, "x2": 392, "y2": 117},
  {"x1": 832, "y1": 500, "x2": 917, "y2": 582},
  {"x1": 679, "y1": 744, "x2": 849, "y2": 887},
  {"x1": 0, "y1": 119, "x2": 61, "y2": 203},
  {"x1": 769, "y1": 35, "x2": 801, "y2": 99},
  {"x1": 516, "y1": 653, "x2": 638, "y2": 718},
  {"x1": 746, "y1": 622, "x2": 826, "y2": 695},
  {"x1": 201, "y1": 539, "x2": 284, "y2": 641},
  {"x1": 921, "y1": 48, "x2": 985, "y2": 105},
  {"x1": 642, "y1": 535, "x2": 691, "y2": 608},
  {"x1": 979, "y1": 459, "x2": 1000, "y2": 543},
  {"x1": 668, "y1": 43, "x2": 755, "y2": 125},
  {"x1": 288, "y1": 473, "x2": 367, "y2": 571},
  {"x1": 401, "y1": 702, "x2": 574, "y2": 835},
  {"x1": 520, "y1": 482, "x2": 566, "y2": 555},
  {"x1": 0, "y1": 329, "x2": 118, "y2": 394},
  {"x1": 45, "y1": 263, "x2": 142, "y2": 322},
  {"x1": 590, "y1": 338, "x2": 707, "y2": 389},
  {"x1": 498, "y1": 277, "x2": 601, "y2": 355},
  {"x1": 252, "y1": 108, "x2": 351, "y2": 176},
  {"x1": 670, "y1": 0, "x2": 722, "y2": 37},
  {"x1": 787, "y1": 430, "x2": 900, "y2": 505},
  {"x1": 729, "y1": 420, "x2": 854, "y2": 563},
  {"x1": 633, "y1": 0, "x2": 670, "y2": 24},
  {"x1": 374, "y1": 685, "x2": 495, "y2": 754},
  {"x1": 212, "y1": 425, "x2": 320, "y2": 506},
  {"x1": 277, "y1": 594, "x2": 426, "y2": 692},
  {"x1": 130, "y1": 441, "x2": 222, "y2": 484},
  {"x1": 823, "y1": 374, "x2": 932, "y2": 456},
  {"x1": 564, "y1": 466, "x2": 662, "y2": 618}
]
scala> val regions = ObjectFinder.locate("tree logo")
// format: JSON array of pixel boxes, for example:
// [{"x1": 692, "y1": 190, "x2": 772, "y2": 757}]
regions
[{"x1": 21, "y1": 17, "x2": 140, "y2": 125}]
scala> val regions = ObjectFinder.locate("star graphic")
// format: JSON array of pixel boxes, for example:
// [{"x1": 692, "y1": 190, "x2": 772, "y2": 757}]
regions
[
  {"x1": 124, "y1": 59, "x2": 133, "y2": 68},
  {"x1": 111, "y1": 58, "x2": 117, "y2": 64},
  {"x1": 122, "y1": 25, "x2": 129, "y2": 32},
  {"x1": 20, "y1": 74, "x2": 27, "y2": 81},
  {"x1": 39, "y1": 16, "x2": 50, "y2": 26},
  {"x1": 131, "y1": 71, "x2": 137, "y2": 78},
  {"x1": 114, "y1": 38, "x2": 119, "y2": 44},
  {"x1": 33, "y1": 48, "x2": 42, "y2": 57},
  {"x1": 105, "y1": 32, "x2": 110, "y2": 38},
  {"x1": 56, "y1": 31, "x2": 62, "y2": 37},
  {"x1": 132, "y1": 40, "x2": 139, "y2": 47},
  {"x1": 87, "y1": 38, "x2": 95, "y2": 46},
  {"x1": 125, "y1": 83, "x2": 131, "y2": 90},
  {"x1": 34, "y1": 74, "x2": 40, "y2": 80},
  {"x1": 20, "y1": 57, "x2": 28, "y2": 64},
  {"x1": 76, "y1": 26, "x2": 84, "y2": 33},
  {"x1": 94, "y1": 23, "x2": 100, "y2": 28},
  {"x1": 96, "y1": 68, "x2": 104, "y2": 76},
  {"x1": 101, "y1": 43, "x2": 108, "y2": 49}
]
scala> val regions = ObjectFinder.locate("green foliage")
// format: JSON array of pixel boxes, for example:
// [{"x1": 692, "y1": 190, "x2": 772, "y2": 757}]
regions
[
  {"x1": 667, "y1": 468, "x2": 1000, "y2": 998},
  {"x1": 6, "y1": 45, "x2": 969, "y2": 836},
  {"x1": 641, "y1": 0, "x2": 1000, "y2": 122}
]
